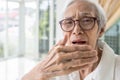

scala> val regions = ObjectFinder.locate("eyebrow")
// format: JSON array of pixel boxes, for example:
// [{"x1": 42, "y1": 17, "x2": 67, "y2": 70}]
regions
[
  {"x1": 64, "y1": 12, "x2": 94, "y2": 19},
  {"x1": 80, "y1": 12, "x2": 93, "y2": 16}
]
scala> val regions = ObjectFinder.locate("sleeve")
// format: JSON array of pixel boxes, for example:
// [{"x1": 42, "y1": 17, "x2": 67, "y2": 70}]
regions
[{"x1": 115, "y1": 55, "x2": 120, "y2": 80}]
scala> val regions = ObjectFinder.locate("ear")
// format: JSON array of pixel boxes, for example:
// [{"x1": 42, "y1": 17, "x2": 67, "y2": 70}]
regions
[{"x1": 98, "y1": 27, "x2": 105, "y2": 38}]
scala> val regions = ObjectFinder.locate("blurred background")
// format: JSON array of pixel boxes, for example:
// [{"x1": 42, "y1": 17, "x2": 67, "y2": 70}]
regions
[{"x1": 0, "y1": 0, "x2": 120, "y2": 80}]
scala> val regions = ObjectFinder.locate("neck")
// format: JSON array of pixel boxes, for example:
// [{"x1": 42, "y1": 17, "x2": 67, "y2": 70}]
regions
[{"x1": 79, "y1": 47, "x2": 102, "y2": 80}]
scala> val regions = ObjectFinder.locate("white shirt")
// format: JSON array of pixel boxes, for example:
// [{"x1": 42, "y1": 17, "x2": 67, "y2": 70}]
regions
[{"x1": 50, "y1": 41, "x2": 118, "y2": 80}]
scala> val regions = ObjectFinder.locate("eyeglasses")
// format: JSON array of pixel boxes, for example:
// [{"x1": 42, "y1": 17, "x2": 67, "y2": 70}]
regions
[{"x1": 59, "y1": 17, "x2": 97, "y2": 32}]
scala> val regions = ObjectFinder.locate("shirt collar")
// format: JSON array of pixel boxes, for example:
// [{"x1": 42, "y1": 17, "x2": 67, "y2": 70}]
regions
[{"x1": 84, "y1": 40, "x2": 117, "y2": 80}]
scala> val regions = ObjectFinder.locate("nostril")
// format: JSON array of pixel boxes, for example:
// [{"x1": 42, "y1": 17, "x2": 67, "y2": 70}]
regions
[
  {"x1": 72, "y1": 28, "x2": 84, "y2": 35},
  {"x1": 73, "y1": 31, "x2": 84, "y2": 35},
  {"x1": 79, "y1": 31, "x2": 84, "y2": 34}
]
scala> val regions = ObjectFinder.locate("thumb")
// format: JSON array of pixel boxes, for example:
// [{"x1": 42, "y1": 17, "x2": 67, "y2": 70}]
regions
[{"x1": 56, "y1": 35, "x2": 67, "y2": 46}]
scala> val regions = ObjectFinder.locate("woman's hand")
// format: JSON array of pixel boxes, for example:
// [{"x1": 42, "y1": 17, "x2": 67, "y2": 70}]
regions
[{"x1": 22, "y1": 35, "x2": 98, "y2": 80}]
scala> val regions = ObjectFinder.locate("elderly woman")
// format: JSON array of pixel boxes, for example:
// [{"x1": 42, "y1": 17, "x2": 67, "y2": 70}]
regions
[{"x1": 22, "y1": 0, "x2": 120, "y2": 80}]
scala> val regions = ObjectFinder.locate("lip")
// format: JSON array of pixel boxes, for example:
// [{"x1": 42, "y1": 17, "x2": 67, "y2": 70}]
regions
[
  {"x1": 70, "y1": 35, "x2": 88, "y2": 45},
  {"x1": 71, "y1": 39, "x2": 88, "y2": 45}
]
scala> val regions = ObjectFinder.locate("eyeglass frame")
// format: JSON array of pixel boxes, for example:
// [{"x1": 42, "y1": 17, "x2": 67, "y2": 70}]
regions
[{"x1": 59, "y1": 17, "x2": 99, "y2": 32}]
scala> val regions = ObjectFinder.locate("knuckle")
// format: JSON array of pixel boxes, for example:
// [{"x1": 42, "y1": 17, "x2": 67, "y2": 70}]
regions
[
  {"x1": 55, "y1": 46, "x2": 61, "y2": 53},
  {"x1": 91, "y1": 56, "x2": 98, "y2": 63},
  {"x1": 54, "y1": 46, "x2": 63, "y2": 54},
  {"x1": 75, "y1": 60, "x2": 82, "y2": 65},
  {"x1": 92, "y1": 50, "x2": 97, "y2": 55},
  {"x1": 94, "y1": 51, "x2": 98, "y2": 55},
  {"x1": 87, "y1": 51, "x2": 93, "y2": 57},
  {"x1": 75, "y1": 51, "x2": 81, "y2": 57},
  {"x1": 64, "y1": 71, "x2": 69, "y2": 75},
  {"x1": 56, "y1": 53, "x2": 62, "y2": 61},
  {"x1": 88, "y1": 50, "x2": 97, "y2": 57},
  {"x1": 59, "y1": 63, "x2": 65, "y2": 69},
  {"x1": 95, "y1": 56, "x2": 98, "y2": 61}
]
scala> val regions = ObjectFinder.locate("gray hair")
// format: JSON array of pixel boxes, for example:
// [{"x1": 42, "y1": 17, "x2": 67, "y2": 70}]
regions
[{"x1": 63, "y1": 0, "x2": 107, "y2": 28}]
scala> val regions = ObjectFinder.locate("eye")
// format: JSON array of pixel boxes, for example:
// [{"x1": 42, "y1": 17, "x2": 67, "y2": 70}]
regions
[
  {"x1": 63, "y1": 19, "x2": 73, "y2": 24},
  {"x1": 81, "y1": 17, "x2": 94, "y2": 25}
]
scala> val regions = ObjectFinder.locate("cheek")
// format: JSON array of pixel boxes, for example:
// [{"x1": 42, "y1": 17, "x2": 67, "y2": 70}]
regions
[
  {"x1": 87, "y1": 24, "x2": 100, "y2": 48},
  {"x1": 87, "y1": 32, "x2": 99, "y2": 49}
]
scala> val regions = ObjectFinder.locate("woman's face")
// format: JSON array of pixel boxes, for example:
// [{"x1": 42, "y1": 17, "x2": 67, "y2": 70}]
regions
[{"x1": 62, "y1": 1, "x2": 104, "y2": 49}]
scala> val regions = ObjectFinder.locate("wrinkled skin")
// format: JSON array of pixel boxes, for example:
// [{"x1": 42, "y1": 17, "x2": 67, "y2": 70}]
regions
[{"x1": 22, "y1": 0, "x2": 105, "y2": 80}]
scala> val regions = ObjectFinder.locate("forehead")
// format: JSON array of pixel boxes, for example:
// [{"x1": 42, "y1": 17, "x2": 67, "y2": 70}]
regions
[{"x1": 63, "y1": 1, "x2": 97, "y2": 18}]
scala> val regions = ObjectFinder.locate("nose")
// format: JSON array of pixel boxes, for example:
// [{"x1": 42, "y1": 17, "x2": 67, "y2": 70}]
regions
[{"x1": 72, "y1": 22, "x2": 84, "y2": 35}]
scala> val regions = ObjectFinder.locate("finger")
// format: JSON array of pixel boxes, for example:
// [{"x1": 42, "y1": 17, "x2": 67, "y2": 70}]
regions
[
  {"x1": 47, "y1": 35, "x2": 67, "y2": 55},
  {"x1": 48, "y1": 34, "x2": 67, "y2": 54},
  {"x1": 45, "y1": 38, "x2": 66, "y2": 66},
  {"x1": 62, "y1": 57, "x2": 98, "y2": 69},
  {"x1": 56, "y1": 45, "x2": 92, "y2": 53},
  {"x1": 57, "y1": 50, "x2": 97, "y2": 64},
  {"x1": 44, "y1": 35, "x2": 67, "y2": 69},
  {"x1": 44, "y1": 56, "x2": 97, "y2": 73}
]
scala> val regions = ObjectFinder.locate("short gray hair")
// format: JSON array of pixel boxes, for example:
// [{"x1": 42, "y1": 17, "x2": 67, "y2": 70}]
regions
[{"x1": 64, "y1": 0, "x2": 107, "y2": 28}]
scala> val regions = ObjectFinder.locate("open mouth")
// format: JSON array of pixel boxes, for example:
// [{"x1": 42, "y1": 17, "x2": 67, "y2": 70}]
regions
[{"x1": 72, "y1": 41, "x2": 87, "y2": 45}]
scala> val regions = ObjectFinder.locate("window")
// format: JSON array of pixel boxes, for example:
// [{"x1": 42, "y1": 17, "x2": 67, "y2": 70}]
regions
[
  {"x1": 39, "y1": 0, "x2": 56, "y2": 57},
  {"x1": 0, "y1": 1, "x2": 19, "y2": 58},
  {"x1": 0, "y1": 0, "x2": 56, "y2": 79},
  {"x1": 0, "y1": 0, "x2": 57, "y2": 59},
  {"x1": 105, "y1": 20, "x2": 120, "y2": 54}
]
